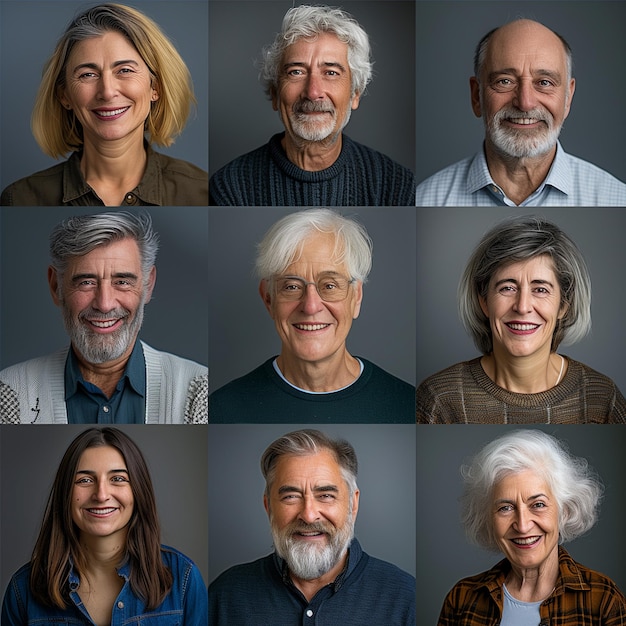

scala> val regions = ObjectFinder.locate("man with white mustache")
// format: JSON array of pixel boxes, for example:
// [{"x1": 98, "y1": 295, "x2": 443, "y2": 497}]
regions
[
  {"x1": 0, "y1": 212, "x2": 207, "y2": 424},
  {"x1": 209, "y1": 429, "x2": 416, "y2": 625},
  {"x1": 416, "y1": 19, "x2": 626, "y2": 206},
  {"x1": 209, "y1": 5, "x2": 416, "y2": 206}
]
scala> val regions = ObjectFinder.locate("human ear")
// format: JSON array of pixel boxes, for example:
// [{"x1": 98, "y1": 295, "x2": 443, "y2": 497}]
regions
[
  {"x1": 470, "y1": 77, "x2": 482, "y2": 118},
  {"x1": 259, "y1": 280, "x2": 274, "y2": 317},
  {"x1": 48, "y1": 266, "x2": 62, "y2": 306}
]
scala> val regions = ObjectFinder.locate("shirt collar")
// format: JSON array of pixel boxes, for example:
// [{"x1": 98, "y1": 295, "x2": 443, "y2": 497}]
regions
[
  {"x1": 467, "y1": 141, "x2": 572, "y2": 200},
  {"x1": 64, "y1": 339, "x2": 146, "y2": 399},
  {"x1": 62, "y1": 142, "x2": 163, "y2": 205}
]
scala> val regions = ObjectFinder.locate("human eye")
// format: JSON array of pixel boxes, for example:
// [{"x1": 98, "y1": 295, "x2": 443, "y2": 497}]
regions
[
  {"x1": 75, "y1": 476, "x2": 94, "y2": 485},
  {"x1": 492, "y1": 77, "x2": 515, "y2": 92},
  {"x1": 319, "y1": 278, "x2": 340, "y2": 291},
  {"x1": 498, "y1": 284, "x2": 516, "y2": 294},
  {"x1": 281, "y1": 279, "x2": 303, "y2": 293},
  {"x1": 111, "y1": 474, "x2": 129, "y2": 483},
  {"x1": 286, "y1": 67, "x2": 306, "y2": 77}
]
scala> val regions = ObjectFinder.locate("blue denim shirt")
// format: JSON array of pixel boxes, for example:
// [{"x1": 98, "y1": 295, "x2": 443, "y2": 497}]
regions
[{"x1": 1, "y1": 545, "x2": 208, "y2": 625}]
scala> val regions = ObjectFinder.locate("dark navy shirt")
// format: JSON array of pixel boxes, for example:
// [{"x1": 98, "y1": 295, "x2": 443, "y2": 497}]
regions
[
  {"x1": 209, "y1": 538, "x2": 416, "y2": 625},
  {"x1": 65, "y1": 340, "x2": 146, "y2": 424}
]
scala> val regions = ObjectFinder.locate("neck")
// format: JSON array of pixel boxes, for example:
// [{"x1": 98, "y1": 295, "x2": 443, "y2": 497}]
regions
[
  {"x1": 505, "y1": 546, "x2": 559, "y2": 603},
  {"x1": 482, "y1": 349, "x2": 565, "y2": 394},
  {"x1": 484, "y1": 140, "x2": 557, "y2": 205},
  {"x1": 276, "y1": 349, "x2": 360, "y2": 392},
  {"x1": 281, "y1": 132, "x2": 343, "y2": 171},
  {"x1": 77, "y1": 531, "x2": 127, "y2": 577},
  {"x1": 73, "y1": 340, "x2": 136, "y2": 399},
  {"x1": 290, "y1": 549, "x2": 348, "y2": 602}
]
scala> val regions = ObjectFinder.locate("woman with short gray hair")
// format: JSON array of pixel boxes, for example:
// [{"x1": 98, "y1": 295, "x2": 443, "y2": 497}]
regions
[
  {"x1": 438, "y1": 430, "x2": 626, "y2": 624},
  {"x1": 417, "y1": 215, "x2": 626, "y2": 423}
]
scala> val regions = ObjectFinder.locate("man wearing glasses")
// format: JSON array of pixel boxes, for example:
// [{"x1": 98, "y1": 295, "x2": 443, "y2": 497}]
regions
[{"x1": 209, "y1": 209, "x2": 414, "y2": 422}]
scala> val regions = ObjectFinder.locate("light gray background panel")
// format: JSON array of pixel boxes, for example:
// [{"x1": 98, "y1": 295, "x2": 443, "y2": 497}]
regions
[
  {"x1": 209, "y1": 0, "x2": 416, "y2": 177},
  {"x1": 208, "y1": 423, "x2": 416, "y2": 585},
  {"x1": 0, "y1": 424, "x2": 208, "y2": 595},
  {"x1": 208, "y1": 206, "x2": 416, "y2": 392},
  {"x1": 416, "y1": 207, "x2": 626, "y2": 394},
  {"x1": 0, "y1": 0, "x2": 208, "y2": 193},
  {"x1": 0, "y1": 206, "x2": 208, "y2": 369},
  {"x1": 415, "y1": 1, "x2": 626, "y2": 185},
  {"x1": 417, "y1": 424, "x2": 626, "y2": 626}
]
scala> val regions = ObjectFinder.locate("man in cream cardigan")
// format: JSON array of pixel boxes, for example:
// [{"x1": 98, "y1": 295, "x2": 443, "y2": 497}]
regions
[{"x1": 0, "y1": 212, "x2": 207, "y2": 424}]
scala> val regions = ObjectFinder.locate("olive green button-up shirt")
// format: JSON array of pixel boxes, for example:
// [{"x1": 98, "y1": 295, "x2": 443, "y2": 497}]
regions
[{"x1": 1, "y1": 145, "x2": 208, "y2": 206}]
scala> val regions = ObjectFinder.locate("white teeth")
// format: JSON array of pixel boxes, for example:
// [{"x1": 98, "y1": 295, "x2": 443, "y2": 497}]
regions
[
  {"x1": 507, "y1": 323, "x2": 538, "y2": 331},
  {"x1": 509, "y1": 117, "x2": 538, "y2": 125},
  {"x1": 95, "y1": 107, "x2": 129, "y2": 117},
  {"x1": 298, "y1": 532, "x2": 323, "y2": 536},
  {"x1": 88, "y1": 508, "x2": 116, "y2": 514},
  {"x1": 512, "y1": 536, "x2": 540, "y2": 545},
  {"x1": 90, "y1": 319, "x2": 117, "y2": 328},
  {"x1": 294, "y1": 323, "x2": 329, "y2": 331}
]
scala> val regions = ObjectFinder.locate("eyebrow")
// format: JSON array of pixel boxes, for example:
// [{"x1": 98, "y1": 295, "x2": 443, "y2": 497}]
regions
[
  {"x1": 494, "y1": 278, "x2": 554, "y2": 288},
  {"x1": 283, "y1": 61, "x2": 347, "y2": 72},
  {"x1": 277, "y1": 484, "x2": 339, "y2": 495},
  {"x1": 71, "y1": 272, "x2": 139, "y2": 282},
  {"x1": 72, "y1": 59, "x2": 140, "y2": 73},
  {"x1": 495, "y1": 493, "x2": 549, "y2": 505},
  {"x1": 76, "y1": 468, "x2": 129, "y2": 475},
  {"x1": 488, "y1": 68, "x2": 562, "y2": 83}
]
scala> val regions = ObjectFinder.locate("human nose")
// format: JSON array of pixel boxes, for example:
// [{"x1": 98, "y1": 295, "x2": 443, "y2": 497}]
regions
[
  {"x1": 93, "y1": 281, "x2": 116, "y2": 312},
  {"x1": 297, "y1": 495, "x2": 321, "y2": 524},
  {"x1": 513, "y1": 507, "x2": 533, "y2": 533},
  {"x1": 513, "y1": 78, "x2": 539, "y2": 112},
  {"x1": 300, "y1": 283, "x2": 324, "y2": 314},
  {"x1": 92, "y1": 478, "x2": 111, "y2": 502},
  {"x1": 303, "y1": 72, "x2": 325, "y2": 100},
  {"x1": 97, "y1": 72, "x2": 117, "y2": 101},
  {"x1": 513, "y1": 287, "x2": 532, "y2": 314}
]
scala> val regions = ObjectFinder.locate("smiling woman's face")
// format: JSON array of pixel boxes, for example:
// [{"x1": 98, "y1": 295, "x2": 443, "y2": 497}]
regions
[
  {"x1": 479, "y1": 254, "x2": 566, "y2": 359},
  {"x1": 59, "y1": 30, "x2": 159, "y2": 149}
]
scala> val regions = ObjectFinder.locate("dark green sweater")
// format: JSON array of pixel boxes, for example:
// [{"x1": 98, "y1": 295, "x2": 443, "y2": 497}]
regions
[
  {"x1": 209, "y1": 133, "x2": 416, "y2": 206},
  {"x1": 209, "y1": 357, "x2": 415, "y2": 423}
]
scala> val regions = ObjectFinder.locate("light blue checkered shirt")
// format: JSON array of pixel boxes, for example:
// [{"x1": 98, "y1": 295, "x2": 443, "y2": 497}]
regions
[{"x1": 416, "y1": 142, "x2": 626, "y2": 206}]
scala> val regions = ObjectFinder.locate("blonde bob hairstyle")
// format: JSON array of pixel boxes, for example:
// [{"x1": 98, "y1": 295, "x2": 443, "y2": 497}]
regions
[{"x1": 32, "y1": 3, "x2": 196, "y2": 159}]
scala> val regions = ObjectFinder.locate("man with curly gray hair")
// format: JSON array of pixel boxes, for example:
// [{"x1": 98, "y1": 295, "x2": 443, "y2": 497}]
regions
[
  {"x1": 209, "y1": 4, "x2": 416, "y2": 206},
  {"x1": 0, "y1": 212, "x2": 207, "y2": 424}
]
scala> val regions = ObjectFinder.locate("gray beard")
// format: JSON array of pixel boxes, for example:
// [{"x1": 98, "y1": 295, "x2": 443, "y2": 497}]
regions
[
  {"x1": 62, "y1": 297, "x2": 145, "y2": 365},
  {"x1": 485, "y1": 105, "x2": 563, "y2": 159},
  {"x1": 270, "y1": 515, "x2": 354, "y2": 581},
  {"x1": 287, "y1": 100, "x2": 352, "y2": 144}
]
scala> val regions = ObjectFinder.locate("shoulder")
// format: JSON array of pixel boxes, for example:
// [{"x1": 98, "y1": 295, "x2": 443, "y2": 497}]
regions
[
  {"x1": 0, "y1": 349, "x2": 68, "y2": 383},
  {"x1": 141, "y1": 342, "x2": 207, "y2": 376},
  {"x1": 415, "y1": 156, "x2": 474, "y2": 206},
  {"x1": 362, "y1": 552, "x2": 416, "y2": 590},
  {"x1": 160, "y1": 545, "x2": 199, "y2": 570},
  {"x1": 1, "y1": 161, "x2": 67, "y2": 206},
  {"x1": 361, "y1": 359, "x2": 415, "y2": 393},
  {"x1": 153, "y1": 151, "x2": 208, "y2": 181},
  {"x1": 417, "y1": 360, "x2": 476, "y2": 394},
  {"x1": 209, "y1": 555, "x2": 273, "y2": 592}
]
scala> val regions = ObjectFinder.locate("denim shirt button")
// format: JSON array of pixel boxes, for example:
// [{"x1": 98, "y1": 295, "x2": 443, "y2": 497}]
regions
[
  {"x1": 306, "y1": 609, "x2": 313, "y2": 618},
  {"x1": 117, "y1": 601, "x2": 124, "y2": 609},
  {"x1": 70, "y1": 583, "x2": 78, "y2": 591}
]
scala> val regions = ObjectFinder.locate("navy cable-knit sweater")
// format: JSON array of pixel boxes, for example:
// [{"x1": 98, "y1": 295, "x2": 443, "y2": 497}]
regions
[{"x1": 209, "y1": 133, "x2": 417, "y2": 206}]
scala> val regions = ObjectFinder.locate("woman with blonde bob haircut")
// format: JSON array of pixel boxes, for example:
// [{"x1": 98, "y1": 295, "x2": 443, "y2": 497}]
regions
[
  {"x1": 438, "y1": 429, "x2": 626, "y2": 625},
  {"x1": 417, "y1": 215, "x2": 626, "y2": 423},
  {"x1": 1, "y1": 427, "x2": 207, "y2": 624},
  {"x1": 1, "y1": 3, "x2": 207, "y2": 206}
]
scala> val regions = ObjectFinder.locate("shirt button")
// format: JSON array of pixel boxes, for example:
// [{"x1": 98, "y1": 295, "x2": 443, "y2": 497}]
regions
[
  {"x1": 103, "y1": 406, "x2": 110, "y2": 413},
  {"x1": 306, "y1": 609, "x2": 313, "y2": 617},
  {"x1": 117, "y1": 601, "x2": 124, "y2": 609},
  {"x1": 125, "y1": 193, "x2": 137, "y2": 204}
]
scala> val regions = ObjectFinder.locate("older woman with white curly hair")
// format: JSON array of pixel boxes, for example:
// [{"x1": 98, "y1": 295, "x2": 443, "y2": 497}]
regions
[{"x1": 438, "y1": 429, "x2": 626, "y2": 625}]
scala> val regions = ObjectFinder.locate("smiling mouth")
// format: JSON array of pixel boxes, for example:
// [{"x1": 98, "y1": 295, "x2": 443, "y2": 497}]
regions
[
  {"x1": 293, "y1": 323, "x2": 330, "y2": 331},
  {"x1": 88, "y1": 319, "x2": 120, "y2": 328},
  {"x1": 94, "y1": 107, "x2": 130, "y2": 118},
  {"x1": 507, "y1": 117, "x2": 541, "y2": 125},
  {"x1": 86, "y1": 507, "x2": 117, "y2": 515},
  {"x1": 511, "y1": 536, "x2": 541, "y2": 546},
  {"x1": 506, "y1": 323, "x2": 540, "y2": 331}
]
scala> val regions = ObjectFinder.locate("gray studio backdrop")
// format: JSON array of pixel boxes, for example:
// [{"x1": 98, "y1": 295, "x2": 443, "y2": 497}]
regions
[
  {"x1": 0, "y1": 424, "x2": 209, "y2": 596},
  {"x1": 0, "y1": 206, "x2": 208, "y2": 370},
  {"x1": 208, "y1": 423, "x2": 416, "y2": 585},
  {"x1": 416, "y1": 207, "x2": 626, "y2": 395},
  {"x1": 415, "y1": 1, "x2": 626, "y2": 186},
  {"x1": 208, "y1": 206, "x2": 416, "y2": 392},
  {"x1": 417, "y1": 424, "x2": 626, "y2": 626},
  {"x1": 0, "y1": 0, "x2": 208, "y2": 193},
  {"x1": 209, "y1": 0, "x2": 416, "y2": 177}
]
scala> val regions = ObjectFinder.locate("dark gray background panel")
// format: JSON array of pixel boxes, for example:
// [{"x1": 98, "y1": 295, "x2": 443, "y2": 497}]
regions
[
  {"x1": 0, "y1": 206, "x2": 208, "y2": 369},
  {"x1": 0, "y1": 424, "x2": 208, "y2": 594},
  {"x1": 208, "y1": 423, "x2": 416, "y2": 584},
  {"x1": 209, "y1": 0, "x2": 416, "y2": 177},
  {"x1": 417, "y1": 424, "x2": 626, "y2": 626},
  {"x1": 416, "y1": 207, "x2": 626, "y2": 394},
  {"x1": 0, "y1": 0, "x2": 208, "y2": 193},
  {"x1": 208, "y1": 206, "x2": 416, "y2": 392},
  {"x1": 415, "y1": 1, "x2": 626, "y2": 186}
]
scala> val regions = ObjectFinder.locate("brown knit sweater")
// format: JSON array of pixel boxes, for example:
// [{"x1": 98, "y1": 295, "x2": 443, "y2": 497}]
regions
[{"x1": 416, "y1": 357, "x2": 626, "y2": 423}]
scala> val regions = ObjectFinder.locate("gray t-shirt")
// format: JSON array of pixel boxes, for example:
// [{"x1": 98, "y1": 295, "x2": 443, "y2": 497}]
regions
[{"x1": 501, "y1": 583, "x2": 542, "y2": 626}]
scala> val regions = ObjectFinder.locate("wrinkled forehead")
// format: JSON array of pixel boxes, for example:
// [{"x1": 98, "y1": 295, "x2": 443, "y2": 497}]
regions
[
  {"x1": 484, "y1": 20, "x2": 568, "y2": 76},
  {"x1": 282, "y1": 231, "x2": 347, "y2": 274}
]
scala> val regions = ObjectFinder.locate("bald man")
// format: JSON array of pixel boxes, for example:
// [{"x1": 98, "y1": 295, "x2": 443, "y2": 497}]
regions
[{"x1": 416, "y1": 19, "x2": 626, "y2": 207}]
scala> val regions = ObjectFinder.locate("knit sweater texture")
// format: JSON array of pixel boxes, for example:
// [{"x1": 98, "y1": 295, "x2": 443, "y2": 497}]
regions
[
  {"x1": 416, "y1": 357, "x2": 626, "y2": 424},
  {"x1": 210, "y1": 357, "x2": 415, "y2": 423},
  {"x1": 0, "y1": 341, "x2": 208, "y2": 424},
  {"x1": 209, "y1": 133, "x2": 417, "y2": 206}
]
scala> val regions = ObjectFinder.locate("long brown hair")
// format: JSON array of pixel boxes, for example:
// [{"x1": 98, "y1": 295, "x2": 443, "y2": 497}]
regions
[{"x1": 29, "y1": 427, "x2": 173, "y2": 610}]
